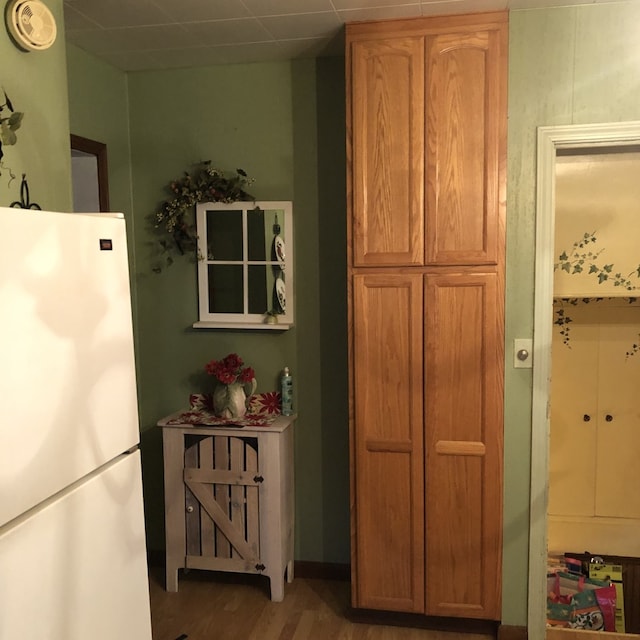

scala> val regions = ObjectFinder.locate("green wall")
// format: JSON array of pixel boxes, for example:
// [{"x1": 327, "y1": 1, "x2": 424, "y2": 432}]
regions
[
  {"x1": 503, "y1": 2, "x2": 640, "y2": 626},
  {"x1": 66, "y1": 47, "x2": 349, "y2": 565},
  {"x1": 65, "y1": 44, "x2": 139, "y2": 372},
  {"x1": 66, "y1": 45, "x2": 133, "y2": 225},
  {"x1": 0, "y1": 0, "x2": 71, "y2": 211},
  {"x1": 124, "y1": 58, "x2": 349, "y2": 562}
]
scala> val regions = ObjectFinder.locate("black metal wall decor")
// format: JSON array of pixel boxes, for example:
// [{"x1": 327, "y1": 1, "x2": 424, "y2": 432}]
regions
[{"x1": 11, "y1": 174, "x2": 40, "y2": 209}]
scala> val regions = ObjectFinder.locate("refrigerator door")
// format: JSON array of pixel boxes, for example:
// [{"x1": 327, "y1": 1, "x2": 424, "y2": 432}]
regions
[
  {"x1": 0, "y1": 208, "x2": 140, "y2": 526},
  {"x1": 0, "y1": 450, "x2": 152, "y2": 640}
]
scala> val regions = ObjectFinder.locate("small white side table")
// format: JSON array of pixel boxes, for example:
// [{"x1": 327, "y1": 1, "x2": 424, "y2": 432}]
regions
[{"x1": 158, "y1": 413, "x2": 295, "y2": 601}]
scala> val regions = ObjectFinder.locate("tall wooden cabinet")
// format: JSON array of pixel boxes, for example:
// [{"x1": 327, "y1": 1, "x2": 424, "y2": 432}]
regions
[{"x1": 347, "y1": 12, "x2": 507, "y2": 620}]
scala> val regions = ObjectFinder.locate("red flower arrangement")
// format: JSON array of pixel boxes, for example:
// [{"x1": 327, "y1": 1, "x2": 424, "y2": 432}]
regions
[{"x1": 205, "y1": 353, "x2": 255, "y2": 385}]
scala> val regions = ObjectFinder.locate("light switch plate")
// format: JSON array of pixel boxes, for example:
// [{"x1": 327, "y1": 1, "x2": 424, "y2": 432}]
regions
[{"x1": 514, "y1": 338, "x2": 533, "y2": 369}]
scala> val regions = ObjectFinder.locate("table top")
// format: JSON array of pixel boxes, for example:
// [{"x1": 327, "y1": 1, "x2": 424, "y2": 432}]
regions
[
  {"x1": 156, "y1": 392, "x2": 295, "y2": 434},
  {"x1": 158, "y1": 411, "x2": 296, "y2": 434}
]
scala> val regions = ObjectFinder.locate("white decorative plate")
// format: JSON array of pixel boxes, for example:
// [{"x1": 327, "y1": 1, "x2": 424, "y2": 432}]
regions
[
  {"x1": 275, "y1": 277, "x2": 286, "y2": 312},
  {"x1": 274, "y1": 235, "x2": 285, "y2": 263}
]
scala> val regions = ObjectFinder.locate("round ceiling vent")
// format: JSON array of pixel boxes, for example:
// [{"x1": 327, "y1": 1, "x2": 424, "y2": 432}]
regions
[{"x1": 5, "y1": 0, "x2": 57, "y2": 52}]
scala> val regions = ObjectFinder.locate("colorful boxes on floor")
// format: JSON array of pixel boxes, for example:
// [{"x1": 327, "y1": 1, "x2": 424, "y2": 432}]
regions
[{"x1": 589, "y1": 563, "x2": 625, "y2": 633}]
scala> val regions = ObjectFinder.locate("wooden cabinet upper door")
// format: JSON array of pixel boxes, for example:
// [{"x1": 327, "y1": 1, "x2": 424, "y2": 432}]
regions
[
  {"x1": 424, "y1": 272, "x2": 503, "y2": 619},
  {"x1": 350, "y1": 36, "x2": 425, "y2": 267},
  {"x1": 425, "y1": 26, "x2": 507, "y2": 266},
  {"x1": 352, "y1": 273, "x2": 425, "y2": 612}
]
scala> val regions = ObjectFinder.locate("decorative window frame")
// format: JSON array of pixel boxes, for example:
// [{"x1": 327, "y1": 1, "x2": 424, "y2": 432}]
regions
[{"x1": 193, "y1": 201, "x2": 294, "y2": 330}]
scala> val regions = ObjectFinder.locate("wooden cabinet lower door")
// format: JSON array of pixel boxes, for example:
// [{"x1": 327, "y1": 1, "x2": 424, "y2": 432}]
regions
[
  {"x1": 352, "y1": 272, "x2": 503, "y2": 618},
  {"x1": 352, "y1": 273, "x2": 425, "y2": 612},
  {"x1": 424, "y1": 272, "x2": 503, "y2": 619}
]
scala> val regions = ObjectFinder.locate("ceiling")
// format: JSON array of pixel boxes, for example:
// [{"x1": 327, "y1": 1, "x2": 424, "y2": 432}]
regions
[{"x1": 62, "y1": 0, "x2": 614, "y2": 72}]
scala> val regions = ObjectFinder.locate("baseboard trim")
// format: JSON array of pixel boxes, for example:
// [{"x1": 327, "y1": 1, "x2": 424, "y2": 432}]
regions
[
  {"x1": 348, "y1": 607, "x2": 499, "y2": 635},
  {"x1": 147, "y1": 552, "x2": 351, "y2": 582},
  {"x1": 293, "y1": 561, "x2": 351, "y2": 581},
  {"x1": 497, "y1": 624, "x2": 528, "y2": 640}
]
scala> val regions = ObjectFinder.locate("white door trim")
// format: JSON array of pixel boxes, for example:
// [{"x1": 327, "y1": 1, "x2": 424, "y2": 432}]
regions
[{"x1": 528, "y1": 120, "x2": 640, "y2": 638}]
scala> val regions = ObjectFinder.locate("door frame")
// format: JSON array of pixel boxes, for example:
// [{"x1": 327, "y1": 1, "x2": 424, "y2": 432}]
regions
[{"x1": 528, "y1": 120, "x2": 640, "y2": 637}]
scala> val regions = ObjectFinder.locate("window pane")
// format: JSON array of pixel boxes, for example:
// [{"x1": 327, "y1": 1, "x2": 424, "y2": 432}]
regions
[
  {"x1": 208, "y1": 264, "x2": 243, "y2": 313},
  {"x1": 247, "y1": 207, "x2": 266, "y2": 261},
  {"x1": 206, "y1": 209, "x2": 242, "y2": 261},
  {"x1": 248, "y1": 265, "x2": 269, "y2": 314}
]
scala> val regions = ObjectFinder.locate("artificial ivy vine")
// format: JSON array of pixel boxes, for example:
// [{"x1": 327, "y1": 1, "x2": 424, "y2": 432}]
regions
[{"x1": 149, "y1": 161, "x2": 254, "y2": 273}]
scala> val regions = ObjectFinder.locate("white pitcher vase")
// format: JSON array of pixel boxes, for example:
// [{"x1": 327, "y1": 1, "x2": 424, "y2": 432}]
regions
[{"x1": 212, "y1": 378, "x2": 257, "y2": 419}]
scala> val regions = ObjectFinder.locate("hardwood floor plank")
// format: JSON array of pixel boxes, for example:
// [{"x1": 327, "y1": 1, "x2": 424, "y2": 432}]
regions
[
  {"x1": 291, "y1": 610, "x2": 317, "y2": 639},
  {"x1": 148, "y1": 567, "x2": 496, "y2": 640}
]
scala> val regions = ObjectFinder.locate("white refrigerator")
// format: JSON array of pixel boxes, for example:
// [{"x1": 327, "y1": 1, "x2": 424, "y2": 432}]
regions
[{"x1": 0, "y1": 207, "x2": 152, "y2": 640}]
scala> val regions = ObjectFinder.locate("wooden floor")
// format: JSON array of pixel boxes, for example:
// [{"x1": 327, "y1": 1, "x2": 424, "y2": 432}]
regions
[{"x1": 148, "y1": 567, "x2": 496, "y2": 640}]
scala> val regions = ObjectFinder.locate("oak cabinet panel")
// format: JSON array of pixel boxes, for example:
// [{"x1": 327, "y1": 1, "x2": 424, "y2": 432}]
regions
[
  {"x1": 351, "y1": 37, "x2": 425, "y2": 267},
  {"x1": 424, "y1": 273, "x2": 503, "y2": 618},
  {"x1": 353, "y1": 274, "x2": 425, "y2": 612},
  {"x1": 426, "y1": 30, "x2": 503, "y2": 265}
]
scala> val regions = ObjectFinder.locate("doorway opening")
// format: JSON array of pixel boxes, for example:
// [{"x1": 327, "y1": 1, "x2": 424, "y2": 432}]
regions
[
  {"x1": 70, "y1": 134, "x2": 109, "y2": 212},
  {"x1": 529, "y1": 122, "x2": 640, "y2": 639}
]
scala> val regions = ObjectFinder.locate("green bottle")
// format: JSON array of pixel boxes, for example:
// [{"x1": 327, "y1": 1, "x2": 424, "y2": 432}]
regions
[{"x1": 281, "y1": 367, "x2": 293, "y2": 416}]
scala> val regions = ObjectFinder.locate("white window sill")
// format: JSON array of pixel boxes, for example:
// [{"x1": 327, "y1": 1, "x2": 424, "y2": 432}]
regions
[{"x1": 192, "y1": 321, "x2": 293, "y2": 331}]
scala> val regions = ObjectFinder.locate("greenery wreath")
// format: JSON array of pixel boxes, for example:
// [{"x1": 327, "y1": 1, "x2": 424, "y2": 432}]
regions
[{"x1": 152, "y1": 160, "x2": 254, "y2": 272}]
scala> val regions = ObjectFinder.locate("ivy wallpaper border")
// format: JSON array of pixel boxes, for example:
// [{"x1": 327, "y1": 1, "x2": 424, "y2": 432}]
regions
[{"x1": 553, "y1": 297, "x2": 640, "y2": 358}]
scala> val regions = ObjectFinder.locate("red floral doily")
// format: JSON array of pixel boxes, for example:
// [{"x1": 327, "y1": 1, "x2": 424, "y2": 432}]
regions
[{"x1": 164, "y1": 391, "x2": 282, "y2": 428}]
